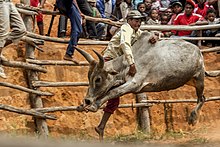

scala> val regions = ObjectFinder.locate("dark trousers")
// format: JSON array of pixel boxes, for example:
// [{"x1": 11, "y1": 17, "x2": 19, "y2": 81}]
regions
[
  {"x1": 76, "y1": 0, "x2": 97, "y2": 37},
  {"x1": 66, "y1": 3, "x2": 82, "y2": 56},
  {"x1": 58, "y1": 15, "x2": 68, "y2": 38}
]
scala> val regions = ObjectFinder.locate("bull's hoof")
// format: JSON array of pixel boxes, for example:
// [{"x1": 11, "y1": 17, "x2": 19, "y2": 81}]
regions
[
  {"x1": 95, "y1": 127, "x2": 104, "y2": 141},
  {"x1": 188, "y1": 110, "x2": 198, "y2": 126}
]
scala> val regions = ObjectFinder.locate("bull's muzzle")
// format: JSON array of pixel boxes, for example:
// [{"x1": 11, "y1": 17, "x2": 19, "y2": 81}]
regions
[{"x1": 82, "y1": 98, "x2": 99, "y2": 112}]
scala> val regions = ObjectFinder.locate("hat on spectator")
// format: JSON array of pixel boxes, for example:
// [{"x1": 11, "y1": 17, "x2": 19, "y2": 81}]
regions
[
  {"x1": 170, "y1": 0, "x2": 182, "y2": 8},
  {"x1": 87, "y1": 0, "x2": 96, "y2": 3},
  {"x1": 185, "y1": 0, "x2": 196, "y2": 9},
  {"x1": 126, "y1": 10, "x2": 145, "y2": 19}
]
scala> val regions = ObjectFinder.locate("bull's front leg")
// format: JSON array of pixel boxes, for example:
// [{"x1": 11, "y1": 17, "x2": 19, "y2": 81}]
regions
[{"x1": 96, "y1": 81, "x2": 138, "y2": 109}]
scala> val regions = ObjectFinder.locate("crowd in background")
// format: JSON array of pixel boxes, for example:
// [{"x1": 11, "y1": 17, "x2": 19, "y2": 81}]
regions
[{"x1": 54, "y1": 0, "x2": 219, "y2": 46}]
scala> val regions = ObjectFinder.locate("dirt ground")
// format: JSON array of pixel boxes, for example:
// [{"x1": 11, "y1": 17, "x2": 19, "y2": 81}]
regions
[{"x1": 0, "y1": 0, "x2": 219, "y2": 146}]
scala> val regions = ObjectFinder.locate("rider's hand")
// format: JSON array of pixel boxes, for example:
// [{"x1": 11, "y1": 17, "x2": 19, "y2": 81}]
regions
[
  {"x1": 128, "y1": 64, "x2": 136, "y2": 77},
  {"x1": 149, "y1": 35, "x2": 158, "y2": 44}
]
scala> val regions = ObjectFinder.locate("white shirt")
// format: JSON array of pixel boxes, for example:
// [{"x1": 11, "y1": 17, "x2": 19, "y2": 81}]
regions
[
  {"x1": 103, "y1": 23, "x2": 142, "y2": 65},
  {"x1": 105, "y1": 0, "x2": 112, "y2": 18}
]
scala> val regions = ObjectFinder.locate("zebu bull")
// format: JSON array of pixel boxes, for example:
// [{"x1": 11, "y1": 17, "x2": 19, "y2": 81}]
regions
[{"x1": 77, "y1": 31, "x2": 206, "y2": 125}]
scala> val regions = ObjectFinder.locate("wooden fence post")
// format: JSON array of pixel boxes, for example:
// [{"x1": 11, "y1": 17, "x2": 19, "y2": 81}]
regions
[
  {"x1": 136, "y1": 93, "x2": 150, "y2": 133},
  {"x1": 21, "y1": 0, "x2": 49, "y2": 139},
  {"x1": 164, "y1": 103, "x2": 174, "y2": 132}
]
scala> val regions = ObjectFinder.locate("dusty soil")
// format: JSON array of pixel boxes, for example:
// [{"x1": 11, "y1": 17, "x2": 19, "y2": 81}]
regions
[{"x1": 0, "y1": 0, "x2": 219, "y2": 145}]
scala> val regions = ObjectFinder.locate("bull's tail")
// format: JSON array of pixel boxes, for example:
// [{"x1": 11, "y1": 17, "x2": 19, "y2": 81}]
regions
[{"x1": 205, "y1": 70, "x2": 220, "y2": 77}]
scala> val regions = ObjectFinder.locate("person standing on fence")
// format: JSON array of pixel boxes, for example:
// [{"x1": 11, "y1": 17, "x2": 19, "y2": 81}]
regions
[
  {"x1": 0, "y1": 0, "x2": 26, "y2": 79},
  {"x1": 60, "y1": 0, "x2": 84, "y2": 64},
  {"x1": 94, "y1": 10, "x2": 158, "y2": 141}
]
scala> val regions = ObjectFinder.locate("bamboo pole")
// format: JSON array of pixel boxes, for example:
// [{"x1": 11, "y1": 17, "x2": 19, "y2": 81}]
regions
[
  {"x1": 26, "y1": 32, "x2": 109, "y2": 44},
  {"x1": 27, "y1": 31, "x2": 220, "y2": 44},
  {"x1": 1, "y1": 58, "x2": 47, "y2": 73},
  {"x1": 201, "y1": 47, "x2": 220, "y2": 53},
  {"x1": 34, "y1": 103, "x2": 153, "y2": 113},
  {"x1": 205, "y1": 70, "x2": 220, "y2": 77},
  {"x1": 0, "y1": 104, "x2": 56, "y2": 120},
  {"x1": 16, "y1": 7, "x2": 38, "y2": 15},
  {"x1": 32, "y1": 96, "x2": 220, "y2": 113},
  {"x1": 159, "y1": 37, "x2": 220, "y2": 40},
  {"x1": 21, "y1": 36, "x2": 44, "y2": 52},
  {"x1": 22, "y1": 36, "x2": 44, "y2": 45},
  {"x1": 85, "y1": 15, "x2": 122, "y2": 27},
  {"x1": 26, "y1": 59, "x2": 89, "y2": 66},
  {"x1": 32, "y1": 81, "x2": 89, "y2": 87},
  {"x1": 141, "y1": 96, "x2": 220, "y2": 103},
  {"x1": 16, "y1": 3, "x2": 59, "y2": 15},
  {"x1": 141, "y1": 24, "x2": 220, "y2": 31},
  {"x1": 0, "y1": 82, "x2": 53, "y2": 96}
]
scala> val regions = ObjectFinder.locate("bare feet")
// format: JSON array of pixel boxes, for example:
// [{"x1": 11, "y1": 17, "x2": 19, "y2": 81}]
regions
[
  {"x1": 63, "y1": 54, "x2": 79, "y2": 64},
  {"x1": 95, "y1": 127, "x2": 104, "y2": 141}
]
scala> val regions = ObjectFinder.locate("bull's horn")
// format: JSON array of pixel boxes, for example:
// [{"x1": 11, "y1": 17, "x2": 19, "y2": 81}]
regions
[
  {"x1": 75, "y1": 47, "x2": 95, "y2": 63},
  {"x1": 93, "y1": 49, "x2": 104, "y2": 68}
]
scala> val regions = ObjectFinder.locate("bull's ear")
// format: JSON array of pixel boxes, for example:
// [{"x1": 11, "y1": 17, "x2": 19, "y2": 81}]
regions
[{"x1": 106, "y1": 68, "x2": 118, "y2": 75}]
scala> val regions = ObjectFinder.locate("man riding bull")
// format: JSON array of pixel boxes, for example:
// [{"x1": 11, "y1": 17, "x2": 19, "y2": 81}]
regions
[{"x1": 92, "y1": 10, "x2": 158, "y2": 140}]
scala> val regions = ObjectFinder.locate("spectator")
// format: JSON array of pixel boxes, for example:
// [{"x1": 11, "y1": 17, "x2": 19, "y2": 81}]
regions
[
  {"x1": 60, "y1": 0, "x2": 83, "y2": 63},
  {"x1": 161, "y1": 13, "x2": 170, "y2": 25},
  {"x1": 112, "y1": 0, "x2": 123, "y2": 20},
  {"x1": 88, "y1": 0, "x2": 106, "y2": 39},
  {"x1": 137, "y1": 2, "x2": 149, "y2": 21},
  {"x1": 207, "y1": 0, "x2": 219, "y2": 17},
  {"x1": 146, "y1": 8, "x2": 161, "y2": 25},
  {"x1": 168, "y1": 0, "x2": 183, "y2": 24},
  {"x1": 144, "y1": 0, "x2": 153, "y2": 17},
  {"x1": 164, "y1": 7, "x2": 173, "y2": 19},
  {"x1": 161, "y1": 14, "x2": 173, "y2": 37},
  {"x1": 133, "y1": 0, "x2": 143, "y2": 9},
  {"x1": 147, "y1": 8, "x2": 161, "y2": 36},
  {"x1": 0, "y1": 0, "x2": 26, "y2": 78},
  {"x1": 151, "y1": 0, "x2": 160, "y2": 9},
  {"x1": 96, "y1": 0, "x2": 116, "y2": 39},
  {"x1": 76, "y1": 0, "x2": 98, "y2": 39},
  {"x1": 57, "y1": 0, "x2": 97, "y2": 39},
  {"x1": 194, "y1": 0, "x2": 213, "y2": 17},
  {"x1": 120, "y1": 0, "x2": 133, "y2": 20},
  {"x1": 95, "y1": 10, "x2": 158, "y2": 141},
  {"x1": 160, "y1": 0, "x2": 171, "y2": 11},
  {"x1": 30, "y1": 0, "x2": 46, "y2": 35},
  {"x1": 96, "y1": 0, "x2": 116, "y2": 18},
  {"x1": 203, "y1": 8, "x2": 220, "y2": 46},
  {"x1": 171, "y1": 0, "x2": 206, "y2": 37}
]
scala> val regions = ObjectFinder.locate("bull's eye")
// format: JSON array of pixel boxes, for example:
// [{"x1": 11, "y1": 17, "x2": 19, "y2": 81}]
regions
[{"x1": 95, "y1": 77, "x2": 102, "y2": 86}]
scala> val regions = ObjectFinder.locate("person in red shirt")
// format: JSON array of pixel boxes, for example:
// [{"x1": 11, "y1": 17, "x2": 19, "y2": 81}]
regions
[
  {"x1": 168, "y1": 0, "x2": 183, "y2": 25},
  {"x1": 171, "y1": 0, "x2": 206, "y2": 37},
  {"x1": 30, "y1": 0, "x2": 46, "y2": 35},
  {"x1": 194, "y1": 0, "x2": 213, "y2": 17}
]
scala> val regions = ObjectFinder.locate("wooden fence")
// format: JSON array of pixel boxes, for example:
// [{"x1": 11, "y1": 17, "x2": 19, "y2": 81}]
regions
[{"x1": 0, "y1": 1, "x2": 220, "y2": 138}]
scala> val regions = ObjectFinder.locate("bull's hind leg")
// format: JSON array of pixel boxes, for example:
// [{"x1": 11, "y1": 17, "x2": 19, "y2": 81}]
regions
[{"x1": 188, "y1": 72, "x2": 205, "y2": 126}]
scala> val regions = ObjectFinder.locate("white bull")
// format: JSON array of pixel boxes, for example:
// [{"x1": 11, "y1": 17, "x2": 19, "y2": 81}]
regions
[{"x1": 76, "y1": 31, "x2": 206, "y2": 125}]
